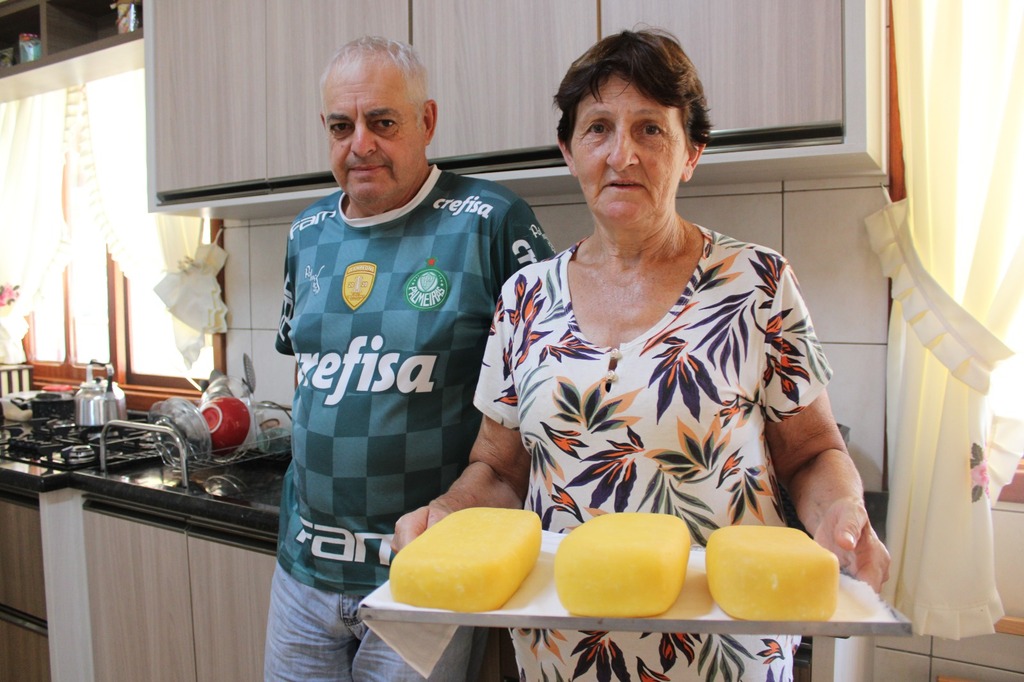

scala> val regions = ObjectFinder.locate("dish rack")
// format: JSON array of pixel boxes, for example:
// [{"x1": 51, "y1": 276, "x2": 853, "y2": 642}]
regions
[{"x1": 98, "y1": 401, "x2": 290, "y2": 482}]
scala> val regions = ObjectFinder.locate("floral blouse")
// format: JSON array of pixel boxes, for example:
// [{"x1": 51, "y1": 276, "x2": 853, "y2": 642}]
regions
[{"x1": 474, "y1": 227, "x2": 832, "y2": 682}]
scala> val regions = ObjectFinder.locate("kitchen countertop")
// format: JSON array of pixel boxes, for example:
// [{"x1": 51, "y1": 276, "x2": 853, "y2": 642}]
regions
[{"x1": 0, "y1": 442, "x2": 287, "y2": 540}]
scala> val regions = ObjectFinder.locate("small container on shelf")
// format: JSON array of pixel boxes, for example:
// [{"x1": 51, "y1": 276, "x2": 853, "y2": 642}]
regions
[
  {"x1": 18, "y1": 34, "x2": 41, "y2": 63},
  {"x1": 112, "y1": 1, "x2": 142, "y2": 34}
]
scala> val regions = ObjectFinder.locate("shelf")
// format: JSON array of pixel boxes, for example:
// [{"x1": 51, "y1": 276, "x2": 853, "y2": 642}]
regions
[{"x1": 0, "y1": 29, "x2": 142, "y2": 102}]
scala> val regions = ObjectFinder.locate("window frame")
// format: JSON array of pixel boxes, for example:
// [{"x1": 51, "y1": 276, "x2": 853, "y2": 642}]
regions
[{"x1": 24, "y1": 222, "x2": 226, "y2": 412}]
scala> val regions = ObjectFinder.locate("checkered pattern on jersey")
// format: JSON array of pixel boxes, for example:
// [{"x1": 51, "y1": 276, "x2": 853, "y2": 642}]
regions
[{"x1": 276, "y1": 172, "x2": 553, "y2": 593}]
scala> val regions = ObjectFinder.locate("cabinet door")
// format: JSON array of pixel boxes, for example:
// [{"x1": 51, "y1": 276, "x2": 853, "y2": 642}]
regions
[
  {"x1": 0, "y1": 497, "x2": 47, "y2": 621},
  {"x1": 84, "y1": 510, "x2": 195, "y2": 682},
  {"x1": 0, "y1": 617, "x2": 50, "y2": 682},
  {"x1": 150, "y1": 0, "x2": 267, "y2": 194},
  {"x1": 413, "y1": 0, "x2": 599, "y2": 159},
  {"x1": 187, "y1": 533, "x2": 277, "y2": 682},
  {"x1": 601, "y1": 0, "x2": 843, "y2": 132},
  {"x1": 265, "y1": 0, "x2": 409, "y2": 181}
]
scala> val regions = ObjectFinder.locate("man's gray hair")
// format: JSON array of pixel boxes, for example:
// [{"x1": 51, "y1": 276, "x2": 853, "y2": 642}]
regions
[{"x1": 319, "y1": 36, "x2": 429, "y2": 112}]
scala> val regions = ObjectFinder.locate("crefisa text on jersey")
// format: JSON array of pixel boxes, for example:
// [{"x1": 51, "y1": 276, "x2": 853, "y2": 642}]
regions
[
  {"x1": 297, "y1": 335, "x2": 436, "y2": 405},
  {"x1": 433, "y1": 194, "x2": 493, "y2": 218}
]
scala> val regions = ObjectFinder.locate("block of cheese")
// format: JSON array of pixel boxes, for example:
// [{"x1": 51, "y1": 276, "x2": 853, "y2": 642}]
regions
[
  {"x1": 706, "y1": 525, "x2": 839, "y2": 621},
  {"x1": 389, "y1": 507, "x2": 541, "y2": 612},
  {"x1": 554, "y1": 512, "x2": 691, "y2": 617}
]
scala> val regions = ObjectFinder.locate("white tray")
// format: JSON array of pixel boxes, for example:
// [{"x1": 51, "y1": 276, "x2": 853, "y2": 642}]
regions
[{"x1": 360, "y1": 531, "x2": 911, "y2": 636}]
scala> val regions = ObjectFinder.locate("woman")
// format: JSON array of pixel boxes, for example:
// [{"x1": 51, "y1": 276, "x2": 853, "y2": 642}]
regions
[{"x1": 395, "y1": 29, "x2": 890, "y2": 681}]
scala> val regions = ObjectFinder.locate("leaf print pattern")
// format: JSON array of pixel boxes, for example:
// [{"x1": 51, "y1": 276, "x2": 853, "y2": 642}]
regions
[
  {"x1": 567, "y1": 427, "x2": 643, "y2": 512},
  {"x1": 571, "y1": 632, "x2": 631, "y2": 681},
  {"x1": 646, "y1": 327, "x2": 723, "y2": 421},
  {"x1": 481, "y1": 229, "x2": 826, "y2": 681}
]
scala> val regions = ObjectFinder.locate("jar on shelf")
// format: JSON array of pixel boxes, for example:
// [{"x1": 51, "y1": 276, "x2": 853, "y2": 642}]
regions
[
  {"x1": 112, "y1": 1, "x2": 142, "y2": 34},
  {"x1": 18, "y1": 34, "x2": 41, "y2": 63}
]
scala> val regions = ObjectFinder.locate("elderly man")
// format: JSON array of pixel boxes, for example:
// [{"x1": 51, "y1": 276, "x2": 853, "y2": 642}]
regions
[{"x1": 265, "y1": 36, "x2": 553, "y2": 681}]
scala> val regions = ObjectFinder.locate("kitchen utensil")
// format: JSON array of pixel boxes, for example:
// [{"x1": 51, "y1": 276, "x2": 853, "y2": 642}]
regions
[
  {"x1": 243, "y1": 353, "x2": 256, "y2": 394},
  {"x1": 74, "y1": 363, "x2": 127, "y2": 427},
  {"x1": 31, "y1": 391, "x2": 75, "y2": 420},
  {"x1": 202, "y1": 374, "x2": 251, "y2": 404},
  {"x1": 1, "y1": 391, "x2": 36, "y2": 422},
  {"x1": 148, "y1": 397, "x2": 212, "y2": 466},
  {"x1": 200, "y1": 396, "x2": 252, "y2": 456}
]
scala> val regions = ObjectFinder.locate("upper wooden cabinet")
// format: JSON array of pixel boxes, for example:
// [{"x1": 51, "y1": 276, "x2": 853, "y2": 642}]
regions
[
  {"x1": 413, "y1": 0, "x2": 598, "y2": 160},
  {"x1": 602, "y1": 0, "x2": 843, "y2": 133},
  {"x1": 148, "y1": 0, "x2": 884, "y2": 216},
  {"x1": 148, "y1": 0, "x2": 409, "y2": 200}
]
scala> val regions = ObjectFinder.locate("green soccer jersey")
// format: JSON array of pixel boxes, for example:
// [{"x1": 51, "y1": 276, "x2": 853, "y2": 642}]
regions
[{"x1": 275, "y1": 167, "x2": 554, "y2": 594}]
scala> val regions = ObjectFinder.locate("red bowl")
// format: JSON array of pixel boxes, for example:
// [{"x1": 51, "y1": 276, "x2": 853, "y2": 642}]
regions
[{"x1": 200, "y1": 396, "x2": 251, "y2": 456}]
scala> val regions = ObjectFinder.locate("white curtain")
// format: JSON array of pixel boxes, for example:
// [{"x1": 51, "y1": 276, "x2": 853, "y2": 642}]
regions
[
  {"x1": 0, "y1": 90, "x2": 71, "y2": 364},
  {"x1": 866, "y1": 0, "x2": 1024, "y2": 639},
  {"x1": 83, "y1": 70, "x2": 226, "y2": 368}
]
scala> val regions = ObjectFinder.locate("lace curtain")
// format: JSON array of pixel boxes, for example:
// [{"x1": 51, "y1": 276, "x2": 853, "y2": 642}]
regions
[
  {"x1": 867, "y1": 0, "x2": 1024, "y2": 639},
  {"x1": 0, "y1": 90, "x2": 70, "y2": 364}
]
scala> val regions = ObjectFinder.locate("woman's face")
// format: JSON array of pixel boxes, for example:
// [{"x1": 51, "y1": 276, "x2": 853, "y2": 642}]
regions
[{"x1": 560, "y1": 76, "x2": 703, "y2": 230}]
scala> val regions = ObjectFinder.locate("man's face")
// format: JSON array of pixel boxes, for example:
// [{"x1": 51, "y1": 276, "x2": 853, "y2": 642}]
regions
[{"x1": 321, "y1": 58, "x2": 437, "y2": 218}]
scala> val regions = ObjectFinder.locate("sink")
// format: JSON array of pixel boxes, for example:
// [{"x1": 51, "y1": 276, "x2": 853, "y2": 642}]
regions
[{"x1": 190, "y1": 456, "x2": 290, "y2": 511}]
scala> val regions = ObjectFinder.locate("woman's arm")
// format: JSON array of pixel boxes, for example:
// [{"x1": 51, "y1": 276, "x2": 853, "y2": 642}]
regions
[
  {"x1": 392, "y1": 415, "x2": 530, "y2": 551},
  {"x1": 766, "y1": 392, "x2": 891, "y2": 591}
]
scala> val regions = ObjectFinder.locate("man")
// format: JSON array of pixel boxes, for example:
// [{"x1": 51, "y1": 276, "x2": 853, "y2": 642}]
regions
[{"x1": 265, "y1": 36, "x2": 554, "y2": 681}]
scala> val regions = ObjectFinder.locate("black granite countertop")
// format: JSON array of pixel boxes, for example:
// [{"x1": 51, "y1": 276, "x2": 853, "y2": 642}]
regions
[{"x1": 0, "y1": 447, "x2": 287, "y2": 541}]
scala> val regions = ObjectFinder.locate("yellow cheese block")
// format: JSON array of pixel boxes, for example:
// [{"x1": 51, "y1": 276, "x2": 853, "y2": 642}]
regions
[
  {"x1": 389, "y1": 507, "x2": 541, "y2": 612},
  {"x1": 706, "y1": 525, "x2": 839, "y2": 621},
  {"x1": 554, "y1": 512, "x2": 691, "y2": 617}
]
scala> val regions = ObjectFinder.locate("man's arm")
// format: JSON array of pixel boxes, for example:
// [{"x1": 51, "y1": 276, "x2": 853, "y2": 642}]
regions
[
  {"x1": 393, "y1": 415, "x2": 530, "y2": 551},
  {"x1": 766, "y1": 391, "x2": 891, "y2": 592}
]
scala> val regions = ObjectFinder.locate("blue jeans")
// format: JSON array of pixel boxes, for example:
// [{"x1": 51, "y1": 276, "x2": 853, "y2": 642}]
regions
[{"x1": 264, "y1": 564, "x2": 484, "y2": 681}]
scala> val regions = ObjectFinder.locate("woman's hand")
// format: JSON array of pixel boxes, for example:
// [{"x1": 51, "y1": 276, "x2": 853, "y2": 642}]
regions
[{"x1": 810, "y1": 497, "x2": 891, "y2": 592}]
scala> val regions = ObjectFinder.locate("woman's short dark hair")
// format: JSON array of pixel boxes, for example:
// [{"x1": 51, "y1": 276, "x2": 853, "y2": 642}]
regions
[{"x1": 555, "y1": 29, "x2": 712, "y2": 149}]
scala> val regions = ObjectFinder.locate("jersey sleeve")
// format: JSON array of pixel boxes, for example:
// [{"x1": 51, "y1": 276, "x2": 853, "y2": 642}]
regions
[
  {"x1": 490, "y1": 198, "x2": 555, "y2": 288},
  {"x1": 761, "y1": 260, "x2": 833, "y2": 421},
  {"x1": 275, "y1": 253, "x2": 295, "y2": 356}
]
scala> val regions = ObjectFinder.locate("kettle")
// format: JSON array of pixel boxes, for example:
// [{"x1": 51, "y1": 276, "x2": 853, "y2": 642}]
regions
[{"x1": 74, "y1": 362, "x2": 127, "y2": 426}]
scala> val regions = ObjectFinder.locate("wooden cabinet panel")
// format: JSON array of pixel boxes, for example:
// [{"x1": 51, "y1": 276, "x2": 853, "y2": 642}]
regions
[
  {"x1": 413, "y1": 0, "x2": 598, "y2": 159},
  {"x1": 0, "y1": 617, "x2": 50, "y2": 682},
  {"x1": 150, "y1": 0, "x2": 267, "y2": 193},
  {"x1": 601, "y1": 0, "x2": 843, "y2": 132},
  {"x1": 84, "y1": 510, "x2": 196, "y2": 682},
  {"x1": 0, "y1": 496, "x2": 47, "y2": 621},
  {"x1": 187, "y1": 534, "x2": 277, "y2": 682},
  {"x1": 264, "y1": 0, "x2": 409, "y2": 181}
]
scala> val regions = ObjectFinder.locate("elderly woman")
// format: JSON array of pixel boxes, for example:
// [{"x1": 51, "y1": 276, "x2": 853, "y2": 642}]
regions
[{"x1": 395, "y1": 29, "x2": 890, "y2": 681}]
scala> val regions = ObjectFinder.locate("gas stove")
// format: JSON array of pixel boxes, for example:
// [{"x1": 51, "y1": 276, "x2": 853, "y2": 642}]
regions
[{"x1": 0, "y1": 416, "x2": 162, "y2": 472}]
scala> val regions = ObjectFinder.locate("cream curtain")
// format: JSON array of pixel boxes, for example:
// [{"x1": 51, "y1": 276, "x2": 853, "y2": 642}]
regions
[
  {"x1": 0, "y1": 90, "x2": 71, "y2": 365},
  {"x1": 82, "y1": 70, "x2": 226, "y2": 369},
  {"x1": 866, "y1": 0, "x2": 1024, "y2": 639}
]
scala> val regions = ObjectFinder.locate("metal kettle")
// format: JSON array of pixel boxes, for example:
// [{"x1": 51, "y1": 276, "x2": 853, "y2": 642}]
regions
[{"x1": 74, "y1": 362, "x2": 127, "y2": 426}]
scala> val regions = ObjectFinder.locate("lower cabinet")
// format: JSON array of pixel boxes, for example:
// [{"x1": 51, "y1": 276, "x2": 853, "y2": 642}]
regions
[
  {"x1": 83, "y1": 504, "x2": 276, "y2": 682},
  {"x1": 187, "y1": 529, "x2": 277, "y2": 681},
  {"x1": 0, "y1": 615, "x2": 50, "y2": 682},
  {"x1": 0, "y1": 491, "x2": 50, "y2": 682}
]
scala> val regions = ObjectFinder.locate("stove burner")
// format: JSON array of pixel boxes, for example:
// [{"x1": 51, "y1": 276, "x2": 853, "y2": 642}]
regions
[
  {"x1": 0, "y1": 416, "x2": 160, "y2": 471},
  {"x1": 60, "y1": 444, "x2": 97, "y2": 465}
]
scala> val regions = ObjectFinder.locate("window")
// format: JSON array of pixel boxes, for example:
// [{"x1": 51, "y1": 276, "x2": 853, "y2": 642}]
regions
[
  {"x1": 2, "y1": 71, "x2": 226, "y2": 410},
  {"x1": 26, "y1": 227, "x2": 224, "y2": 411}
]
